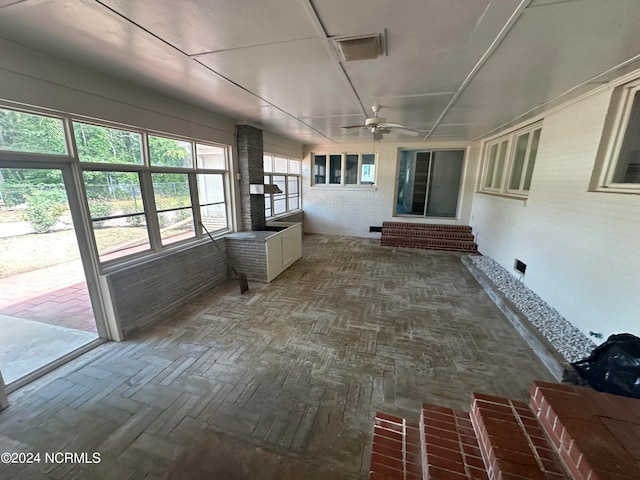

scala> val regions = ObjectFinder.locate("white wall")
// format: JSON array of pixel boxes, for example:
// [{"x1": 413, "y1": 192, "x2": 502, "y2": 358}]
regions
[
  {"x1": 263, "y1": 132, "x2": 304, "y2": 159},
  {"x1": 301, "y1": 141, "x2": 478, "y2": 237},
  {"x1": 471, "y1": 87, "x2": 640, "y2": 339},
  {"x1": 0, "y1": 38, "x2": 238, "y2": 145}
]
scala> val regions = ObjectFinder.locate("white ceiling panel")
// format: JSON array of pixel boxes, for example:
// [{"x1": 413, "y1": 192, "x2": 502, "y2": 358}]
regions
[
  {"x1": 430, "y1": 123, "x2": 497, "y2": 139},
  {"x1": 197, "y1": 38, "x2": 361, "y2": 118},
  {"x1": 316, "y1": 0, "x2": 522, "y2": 95},
  {"x1": 443, "y1": 0, "x2": 640, "y2": 128},
  {"x1": 99, "y1": 0, "x2": 317, "y2": 55},
  {"x1": 298, "y1": 114, "x2": 365, "y2": 137},
  {"x1": 0, "y1": 0, "x2": 639, "y2": 145},
  {"x1": 0, "y1": 0, "x2": 267, "y2": 112}
]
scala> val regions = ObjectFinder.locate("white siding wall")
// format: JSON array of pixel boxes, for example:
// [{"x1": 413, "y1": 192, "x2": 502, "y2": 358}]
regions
[
  {"x1": 471, "y1": 89, "x2": 640, "y2": 339},
  {"x1": 301, "y1": 141, "x2": 478, "y2": 237}
]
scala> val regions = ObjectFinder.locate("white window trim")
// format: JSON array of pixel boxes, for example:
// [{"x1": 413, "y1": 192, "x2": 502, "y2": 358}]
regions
[
  {"x1": 479, "y1": 122, "x2": 542, "y2": 198},
  {"x1": 482, "y1": 139, "x2": 510, "y2": 193},
  {"x1": 592, "y1": 79, "x2": 640, "y2": 193},
  {"x1": 263, "y1": 153, "x2": 302, "y2": 219},
  {"x1": 0, "y1": 107, "x2": 235, "y2": 266},
  {"x1": 311, "y1": 152, "x2": 377, "y2": 187}
]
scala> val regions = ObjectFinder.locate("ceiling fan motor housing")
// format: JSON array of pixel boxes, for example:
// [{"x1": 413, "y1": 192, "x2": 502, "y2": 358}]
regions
[{"x1": 365, "y1": 116, "x2": 385, "y2": 126}]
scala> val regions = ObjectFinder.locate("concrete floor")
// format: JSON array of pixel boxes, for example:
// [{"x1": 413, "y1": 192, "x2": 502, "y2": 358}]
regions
[
  {"x1": 0, "y1": 234, "x2": 555, "y2": 480},
  {"x1": 0, "y1": 314, "x2": 98, "y2": 384}
]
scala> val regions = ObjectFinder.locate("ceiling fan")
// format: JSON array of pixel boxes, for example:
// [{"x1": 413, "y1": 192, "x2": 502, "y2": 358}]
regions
[{"x1": 342, "y1": 105, "x2": 421, "y2": 140}]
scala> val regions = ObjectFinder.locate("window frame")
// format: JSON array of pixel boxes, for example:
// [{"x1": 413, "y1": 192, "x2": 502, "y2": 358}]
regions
[
  {"x1": 311, "y1": 152, "x2": 377, "y2": 187},
  {"x1": 263, "y1": 153, "x2": 301, "y2": 219},
  {"x1": 505, "y1": 128, "x2": 541, "y2": 195},
  {"x1": 0, "y1": 105, "x2": 70, "y2": 156},
  {"x1": 68, "y1": 119, "x2": 233, "y2": 266},
  {"x1": 479, "y1": 122, "x2": 542, "y2": 197},
  {"x1": 593, "y1": 79, "x2": 640, "y2": 193}
]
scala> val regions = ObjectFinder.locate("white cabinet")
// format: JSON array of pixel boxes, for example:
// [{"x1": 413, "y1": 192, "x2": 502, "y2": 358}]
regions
[{"x1": 265, "y1": 222, "x2": 302, "y2": 282}]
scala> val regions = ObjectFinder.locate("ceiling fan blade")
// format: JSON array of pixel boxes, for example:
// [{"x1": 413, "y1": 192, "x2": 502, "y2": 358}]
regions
[
  {"x1": 393, "y1": 127, "x2": 421, "y2": 136},
  {"x1": 340, "y1": 128, "x2": 365, "y2": 137},
  {"x1": 380, "y1": 122, "x2": 406, "y2": 128},
  {"x1": 341, "y1": 125, "x2": 366, "y2": 129}
]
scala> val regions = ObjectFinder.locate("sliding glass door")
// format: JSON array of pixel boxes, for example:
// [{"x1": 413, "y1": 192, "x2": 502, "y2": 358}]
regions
[
  {"x1": 0, "y1": 164, "x2": 102, "y2": 390},
  {"x1": 396, "y1": 149, "x2": 464, "y2": 218}
]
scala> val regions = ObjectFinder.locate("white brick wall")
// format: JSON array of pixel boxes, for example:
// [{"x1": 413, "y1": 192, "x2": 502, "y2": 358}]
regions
[
  {"x1": 301, "y1": 141, "x2": 477, "y2": 238},
  {"x1": 471, "y1": 88, "x2": 640, "y2": 340}
]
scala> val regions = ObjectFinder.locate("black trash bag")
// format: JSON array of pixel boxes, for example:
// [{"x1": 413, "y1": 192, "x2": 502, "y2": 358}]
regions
[{"x1": 570, "y1": 333, "x2": 640, "y2": 399}]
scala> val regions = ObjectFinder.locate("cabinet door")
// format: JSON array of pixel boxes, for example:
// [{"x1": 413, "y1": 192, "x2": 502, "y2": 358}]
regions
[
  {"x1": 266, "y1": 235, "x2": 284, "y2": 283},
  {"x1": 282, "y1": 225, "x2": 302, "y2": 269}
]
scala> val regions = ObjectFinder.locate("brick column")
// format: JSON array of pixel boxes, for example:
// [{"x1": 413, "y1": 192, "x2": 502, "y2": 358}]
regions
[{"x1": 236, "y1": 124, "x2": 265, "y2": 231}]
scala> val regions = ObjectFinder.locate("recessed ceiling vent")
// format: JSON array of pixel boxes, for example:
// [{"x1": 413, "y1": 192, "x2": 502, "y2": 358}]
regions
[{"x1": 333, "y1": 33, "x2": 384, "y2": 62}]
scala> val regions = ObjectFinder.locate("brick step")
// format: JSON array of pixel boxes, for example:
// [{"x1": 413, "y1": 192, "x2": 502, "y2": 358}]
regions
[
  {"x1": 382, "y1": 228, "x2": 475, "y2": 241},
  {"x1": 421, "y1": 403, "x2": 488, "y2": 480},
  {"x1": 470, "y1": 392, "x2": 570, "y2": 480},
  {"x1": 370, "y1": 413, "x2": 423, "y2": 480},
  {"x1": 381, "y1": 236, "x2": 479, "y2": 253},
  {"x1": 371, "y1": 382, "x2": 640, "y2": 480},
  {"x1": 382, "y1": 222, "x2": 473, "y2": 233},
  {"x1": 380, "y1": 222, "x2": 478, "y2": 253},
  {"x1": 530, "y1": 381, "x2": 640, "y2": 480}
]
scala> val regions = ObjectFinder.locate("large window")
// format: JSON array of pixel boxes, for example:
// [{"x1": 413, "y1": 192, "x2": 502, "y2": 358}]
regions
[
  {"x1": 263, "y1": 154, "x2": 301, "y2": 218},
  {"x1": 73, "y1": 122, "x2": 232, "y2": 263},
  {"x1": 480, "y1": 123, "x2": 542, "y2": 197},
  {"x1": 312, "y1": 152, "x2": 376, "y2": 186},
  {"x1": 593, "y1": 80, "x2": 640, "y2": 191},
  {"x1": 82, "y1": 170, "x2": 150, "y2": 262},
  {"x1": 0, "y1": 107, "x2": 234, "y2": 266}
]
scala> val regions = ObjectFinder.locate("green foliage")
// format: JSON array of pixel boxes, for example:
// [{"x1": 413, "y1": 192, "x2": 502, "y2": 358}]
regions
[
  {"x1": 0, "y1": 182, "x2": 33, "y2": 207},
  {"x1": 0, "y1": 109, "x2": 66, "y2": 154},
  {"x1": 23, "y1": 188, "x2": 67, "y2": 233},
  {"x1": 73, "y1": 122, "x2": 142, "y2": 164},
  {"x1": 1, "y1": 168, "x2": 64, "y2": 207},
  {"x1": 88, "y1": 196, "x2": 112, "y2": 228},
  {"x1": 176, "y1": 208, "x2": 192, "y2": 222},
  {"x1": 122, "y1": 204, "x2": 144, "y2": 226},
  {"x1": 148, "y1": 136, "x2": 192, "y2": 167}
]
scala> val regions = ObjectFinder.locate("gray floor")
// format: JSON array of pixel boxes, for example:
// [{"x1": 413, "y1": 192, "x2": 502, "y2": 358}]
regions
[
  {"x1": 0, "y1": 314, "x2": 98, "y2": 384},
  {"x1": 0, "y1": 234, "x2": 554, "y2": 480}
]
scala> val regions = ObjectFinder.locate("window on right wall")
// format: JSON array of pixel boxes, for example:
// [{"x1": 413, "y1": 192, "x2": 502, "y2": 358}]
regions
[
  {"x1": 593, "y1": 80, "x2": 640, "y2": 192},
  {"x1": 480, "y1": 123, "x2": 542, "y2": 197}
]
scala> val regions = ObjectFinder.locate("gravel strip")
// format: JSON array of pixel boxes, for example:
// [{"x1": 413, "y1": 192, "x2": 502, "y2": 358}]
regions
[{"x1": 468, "y1": 255, "x2": 596, "y2": 363}]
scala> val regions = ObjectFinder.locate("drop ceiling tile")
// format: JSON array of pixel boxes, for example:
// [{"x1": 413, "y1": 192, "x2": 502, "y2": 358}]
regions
[
  {"x1": 99, "y1": 0, "x2": 317, "y2": 55},
  {"x1": 197, "y1": 38, "x2": 361, "y2": 118}
]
